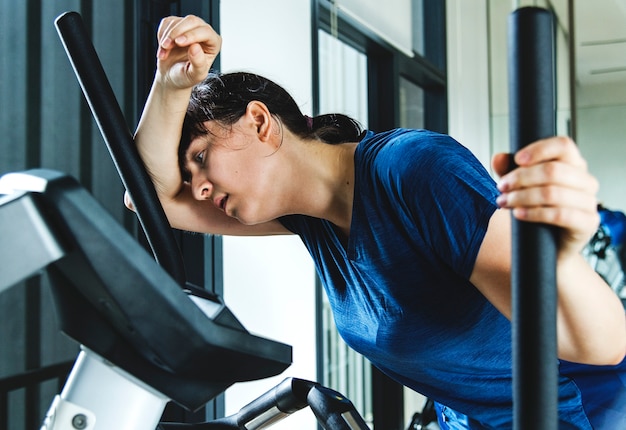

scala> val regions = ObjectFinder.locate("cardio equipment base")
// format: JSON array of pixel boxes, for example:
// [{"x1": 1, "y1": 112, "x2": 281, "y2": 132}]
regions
[{"x1": 42, "y1": 348, "x2": 169, "y2": 430}]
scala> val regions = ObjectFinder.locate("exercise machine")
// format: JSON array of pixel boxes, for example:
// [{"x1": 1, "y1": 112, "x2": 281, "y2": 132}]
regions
[
  {"x1": 0, "y1": 168, "x2": 367, "y2": 430},
  {"x1": 0, "y1": 10, "x2": 370, "y2": 430}
]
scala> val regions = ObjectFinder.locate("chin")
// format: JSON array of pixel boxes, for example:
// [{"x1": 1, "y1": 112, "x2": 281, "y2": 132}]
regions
[
  {"x1": 236, "y1": 218, "x2": 256, "y2": 226},
  {"x1": 234, "y1": 211, "x2": 269, "y2": 226},
  {"x1": 238, "y1": 217, "x2": 266, "y2": 226},
  {"x1": 230, "y1": 211, "x2": 255, "y2": 226}
]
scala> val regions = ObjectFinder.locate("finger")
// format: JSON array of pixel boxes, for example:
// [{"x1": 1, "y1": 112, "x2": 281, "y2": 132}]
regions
[
  {"x1": 185, "y1": 43, "x2": 211, "y2": 79},
  {"x1": 156, "y1": 17, "x2": 181, "y2": 60},
  {"x1": 511, "y1": 204, "x2": 598, "y2": 226},
  {"x1": 173, "y1": 26, "x2": 222, "y2": 56},
  {"x1": 497, "y1": 161, "x2": 599, "y2": 195},
  {"x1": 156, "y1": 16, "x2": 177, "y2": 41},
  {"x1": 158, "y1": 16, "x2": 220, "y2": 62},
  {"x1": 514, "y1": 136, "x2": 585, "y2": 169},
  {"x1": 497, "y1": 185, "x2": 598, "y2": 214},
  {"x1": 510, "y1": 206, "x2": 599, "y2": 242},
  {"x1": 161, "y1": 15, "x2": 212, "y2": 47},
  {"x1": 157, "y1": 16, "x2": 183, "y2": 48},
  {"x1": 158, "y1": 42, "x2": 212, "y2": 86},
  {"x1": 492, "y1": 152, "x2": 514, "y2": 177}
]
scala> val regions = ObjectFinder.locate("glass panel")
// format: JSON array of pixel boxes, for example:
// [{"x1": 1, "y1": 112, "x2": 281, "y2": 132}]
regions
[
  {"x1": 412, "y1": 0, "x2": 425, "y2": 55},
  {"x1": 318, "y1": 28, "x2": 373, "y2": 427},
  {"x1": 487, "y1": 0, "x2": 572, "y2": 157},
  {"x1": 574, "y1": 0, "x2": 626, "y2": 212},
  {"x1": 318, "y1": 30, "x2": 369, "y2": 126},
  {"x1": 403, "y1": 388, "x2": 433, "y2": 429},
  {"x1": 399, "y1": 76, "x2": 425, "y2": 129},
  {"x1": 337, "y1": 0, "x2": 413, "y2": 56}
]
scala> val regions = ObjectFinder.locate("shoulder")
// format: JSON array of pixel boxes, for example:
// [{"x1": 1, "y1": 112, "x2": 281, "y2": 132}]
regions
[
  {"x1": 359, "y1": 129, "x2": 477, "y2": 168},
  {"x1": 357, "y1": 128, "x2": 493, "y2": 189},
  {"x1": 358, "y1": 128, "x2": 458, "y2": 156}
]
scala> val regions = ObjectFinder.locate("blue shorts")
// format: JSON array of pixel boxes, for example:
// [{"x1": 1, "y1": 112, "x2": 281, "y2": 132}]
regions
[{"x1": 434, "y1": 402, "x2": 480, "y2": 430}]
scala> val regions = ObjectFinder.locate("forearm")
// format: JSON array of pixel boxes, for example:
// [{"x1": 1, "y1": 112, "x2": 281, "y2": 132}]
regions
[
  {"x1": 472, "y1": 210, "x2": 625, "y2": 365},
  {"x1": 134, "y1": 78, "x2": 191, "y2": 199},
  {"x1": 556, "y1": 253, "x2": 626, "y2": 365}
]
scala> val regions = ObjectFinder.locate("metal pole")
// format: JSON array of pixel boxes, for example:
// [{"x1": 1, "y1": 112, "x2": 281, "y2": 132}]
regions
[
  {"x1": 54, "y1": 12, "x2": 187, "y2": 286},
  {"x1": 508, "y1": 7, "x2": 558, "y2": 430}
]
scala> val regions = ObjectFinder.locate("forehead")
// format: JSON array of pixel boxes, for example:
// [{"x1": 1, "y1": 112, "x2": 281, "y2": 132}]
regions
[
  {"x1": 186, "y1": 134, "x2": 210, "y2": 158},
  {"x1": 184, "y1": 121, "x2": 242, "y2": 168},
  {"x1": 185, "y1": 122, "x2": 229, "y2": 157}
]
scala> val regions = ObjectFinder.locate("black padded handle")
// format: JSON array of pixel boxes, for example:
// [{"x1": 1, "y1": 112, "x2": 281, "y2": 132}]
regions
[
  {"x1": 54, "y1": 11, "x2": 187, "y2": 286},
  {"x1": 508, "y1": 7, "x2": 558, "y2": 430}
]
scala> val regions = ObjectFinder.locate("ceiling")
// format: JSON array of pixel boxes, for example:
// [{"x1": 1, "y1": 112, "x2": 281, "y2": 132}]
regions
[{"x1": 575, "y1": 0, "x2": 626, "y2": 86}]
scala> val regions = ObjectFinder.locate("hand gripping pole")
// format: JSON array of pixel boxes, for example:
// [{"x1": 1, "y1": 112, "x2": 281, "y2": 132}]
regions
[{"x1": 508, "y1": 7, "x2": 558, "y2": 429}]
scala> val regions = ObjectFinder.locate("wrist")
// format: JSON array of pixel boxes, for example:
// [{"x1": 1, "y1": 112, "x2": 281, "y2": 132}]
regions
[{"x1": 152, "y1": 75, "x2": 194, "y2": 100}]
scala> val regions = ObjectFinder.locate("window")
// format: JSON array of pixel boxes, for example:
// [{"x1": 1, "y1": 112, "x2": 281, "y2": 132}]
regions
[
  {"x1": 318, "y1": 29, "x2": 373, "y2": 426},
  {"x1": 314, "y1": 1, "x2": 447, "y2": 428},
  {"x1": 399, "y1": 76, "x2": 425, "y2": 129}
]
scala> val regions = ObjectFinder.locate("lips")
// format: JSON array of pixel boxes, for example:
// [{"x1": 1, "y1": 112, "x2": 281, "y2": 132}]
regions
[{"x1": 214, "y1": 195, "x2": 228, "y2": 211}]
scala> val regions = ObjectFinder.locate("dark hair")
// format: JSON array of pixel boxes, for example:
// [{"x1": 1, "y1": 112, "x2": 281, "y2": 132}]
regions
[{"x1": 179, "y1": 71, "x2": 364, "y2": 179}]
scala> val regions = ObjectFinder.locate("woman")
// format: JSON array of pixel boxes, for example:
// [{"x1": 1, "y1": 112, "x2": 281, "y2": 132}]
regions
[{"x1": 133, "y1": 15, "x2": 626, "y2": 429}]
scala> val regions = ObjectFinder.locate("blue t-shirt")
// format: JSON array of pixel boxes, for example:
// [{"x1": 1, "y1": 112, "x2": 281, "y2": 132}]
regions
[{"x1": 279, "y1": 128, "x2": 626, "y2": 429}]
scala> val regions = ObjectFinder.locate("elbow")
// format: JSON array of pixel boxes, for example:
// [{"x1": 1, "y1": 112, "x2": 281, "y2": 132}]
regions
[
  {"x1": 604, "y1": 316, "x2": 626, "y2": 365},
  {"x1": 604, "y1": 335, "x2": 626, "y2": 366},
  {"x1": 586, "y1": 335, "x2": 626, "y2": 367},
  {"x1": 588, "y1": 329, "x2": 626, "y2": 366},
  {"x1": 595, "y1": 343, "x2": 626, "y2": 367},
  {"x1": 559, "y1": 326, "x2": 626, "y2": 366},
  {"x1": 561, "y1": 345, "x2": 625, "y2": 367}
]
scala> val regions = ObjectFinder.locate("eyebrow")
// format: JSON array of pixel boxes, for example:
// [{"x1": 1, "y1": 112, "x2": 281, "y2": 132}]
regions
[
  {"x1": 181, "y1": 165, "x2": 191, "y2": 183},
  {"x1": 181, "y1": 139, "x2": 205, "y2": 182},
  {"x1": 179, "y1": 148, "x2": 197, "y2": 183}
]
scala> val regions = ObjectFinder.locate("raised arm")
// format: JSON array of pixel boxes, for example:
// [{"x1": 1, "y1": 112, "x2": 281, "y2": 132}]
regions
[
  {"x1": 132, "y1": 16, "x2": 287, "y2": 236},
  {"x1": 136, "y1": 15, "x2": 219, "y2": 198},
  {"x1": 471, "y1": 136, "x2": 626, "y2": 366}
]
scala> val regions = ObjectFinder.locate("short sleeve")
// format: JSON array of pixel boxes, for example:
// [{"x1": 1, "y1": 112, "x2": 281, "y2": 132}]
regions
[{"x1": 379, "y1": 131, "x2": 499, "y2": 278}]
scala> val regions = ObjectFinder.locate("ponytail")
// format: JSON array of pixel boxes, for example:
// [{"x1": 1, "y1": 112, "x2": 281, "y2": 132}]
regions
[{"x1": 305, "y1": 113, "x2": 365, "y2": 144}]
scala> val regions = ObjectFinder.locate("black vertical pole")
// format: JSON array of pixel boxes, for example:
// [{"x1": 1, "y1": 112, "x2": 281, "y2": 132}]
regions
[
  {"x1": 508, "y1": 7, "x2": 558, "y2": 430},
  {"x1": 54, "y1": 11, "x2": 187, "y2": 287}
]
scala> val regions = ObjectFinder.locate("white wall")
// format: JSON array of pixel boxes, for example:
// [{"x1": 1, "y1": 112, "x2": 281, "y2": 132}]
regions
[
  {"x1": 447, "y1": 0, "x2": 626, "y2": 214},
  {"x1": 446, "y1": 0, "x2": 492, "y2": 168},
  {"x1": 219, "y1": 1, "x2": 319, "y2": 429},
  {"x1": 577, "y1": 83, "x2": 626, "y2": 211}
]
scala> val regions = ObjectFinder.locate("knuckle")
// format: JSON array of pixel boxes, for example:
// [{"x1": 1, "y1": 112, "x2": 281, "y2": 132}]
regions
[
  {"x1": 184, "y1": 14, "x2": 201, "y2": 24},
  {"x1": 540, "y1": 185, "x2": 558, "y2": 203},
  {"x1": 556, "y1": 135, "x2": 572, "y2": 145},
  {"x1": 549, "y1": 208, "x2": 568, "y2": 225},
  {"x1": 554, "y1": 135, "x2": 575, "y2": 150},
  {"x1": 542, "y1": 161, "x2": 559, "y2": 180}
]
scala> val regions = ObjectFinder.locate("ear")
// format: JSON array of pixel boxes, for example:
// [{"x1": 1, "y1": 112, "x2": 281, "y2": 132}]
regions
[{"x1": 245, "y1": 101, "x2": 273, "y2": 142}]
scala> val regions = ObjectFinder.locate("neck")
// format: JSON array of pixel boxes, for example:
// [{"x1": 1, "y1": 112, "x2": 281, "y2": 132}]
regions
[
  {"x1": 325, "y1": 143, "x2": 357, "y2": 235},
  {"x1": 282, "y1": 135, "x2": 357, "y2": 234}
]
